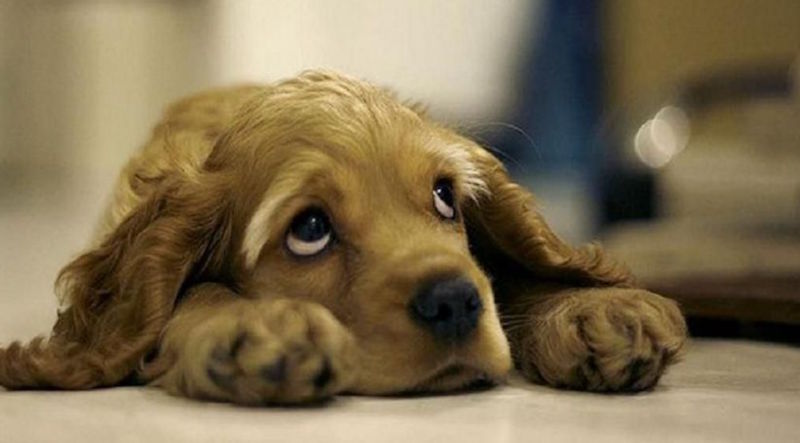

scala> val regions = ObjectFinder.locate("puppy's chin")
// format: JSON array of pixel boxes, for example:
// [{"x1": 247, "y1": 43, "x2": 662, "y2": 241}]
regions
[
  {"x1": 348, "y1": 322, "x2": 513, "y2": 395},
  {"x1": 353, "y1": 344, "x2": 512, "y2": 395},
  {"x1": 405, "y1": 364, "x2": 500, "y2": 393}
]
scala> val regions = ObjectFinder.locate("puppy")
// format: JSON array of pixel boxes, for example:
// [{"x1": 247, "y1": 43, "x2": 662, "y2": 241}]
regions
[{"x1": 0, "y1": 70, "x2": 686, "y2": 404}]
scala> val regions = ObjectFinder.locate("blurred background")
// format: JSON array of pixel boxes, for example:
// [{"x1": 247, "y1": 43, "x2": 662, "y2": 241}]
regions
[{"x1": 1, "y1": 0, "x2": 799, "y2": 342}]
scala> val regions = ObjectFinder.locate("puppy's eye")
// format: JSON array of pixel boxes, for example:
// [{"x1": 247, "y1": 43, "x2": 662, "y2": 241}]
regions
[
  {"x1": 432, "y1": 179, "x2": 456, "y2": 220},
  {"x1": 286, "y1": 208, "x2": 333, "y2": 256}
]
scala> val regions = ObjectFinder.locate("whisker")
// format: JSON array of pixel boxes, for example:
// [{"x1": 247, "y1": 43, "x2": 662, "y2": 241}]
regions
[{"x1": 457, "y1": 120, "x2": 542, "y2": 171}]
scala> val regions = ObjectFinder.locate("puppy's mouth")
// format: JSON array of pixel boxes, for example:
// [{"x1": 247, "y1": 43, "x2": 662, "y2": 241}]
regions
[{"x1": 409, "y1": 363, "x2": 495, "y2": 393}]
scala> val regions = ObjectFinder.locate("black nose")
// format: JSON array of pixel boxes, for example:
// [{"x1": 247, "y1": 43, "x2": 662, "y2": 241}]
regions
[{"x1": 410, "y1": 277, "x2": 483, "y2": 341}]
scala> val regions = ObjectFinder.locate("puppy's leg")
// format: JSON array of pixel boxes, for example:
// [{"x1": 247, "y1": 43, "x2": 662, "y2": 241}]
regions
[
  {"x1": 148, "y1": 284, "x2": 357, "y2": 405},
  {"x1": 503, "y1": 285, "x2": 687, "y2": 392}
]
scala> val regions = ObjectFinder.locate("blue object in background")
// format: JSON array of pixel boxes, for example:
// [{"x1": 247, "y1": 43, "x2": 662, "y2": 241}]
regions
[{"x1": 496, "y1": 0, "x2": 604, "y2": 242}]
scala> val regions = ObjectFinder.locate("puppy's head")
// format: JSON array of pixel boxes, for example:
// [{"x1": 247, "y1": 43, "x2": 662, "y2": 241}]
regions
[{"x1": 214, "y1": 71, "x2": 512, "y2": 393}]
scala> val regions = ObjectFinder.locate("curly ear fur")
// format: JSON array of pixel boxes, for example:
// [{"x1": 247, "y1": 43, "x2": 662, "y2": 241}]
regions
[
  {"x1": 0, "y1": 174, "x2": 234, "y2": 389},
  {"x1": 462, "y1": 145, "x2": 687, "y2": 392},
  {"x1": 463, "y1": 145, "x2": 635, "y2": 290}
]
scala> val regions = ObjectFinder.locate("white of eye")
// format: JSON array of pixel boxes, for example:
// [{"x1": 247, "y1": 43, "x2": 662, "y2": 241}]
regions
[
  {"x1": 286, "y1": 231, "x2": 332, "y2": 256},
  {"x1": 433, "y1": 190, "x2": 455, "y2": 219}
]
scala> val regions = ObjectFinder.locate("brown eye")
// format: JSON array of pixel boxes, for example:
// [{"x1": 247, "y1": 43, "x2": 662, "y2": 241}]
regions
[
  {"x1": 433, "y1": 179, "x2": 456, "y2": 219},
  {"x1": 286, "y1": 208, "x2": 333, "y2": 256}
]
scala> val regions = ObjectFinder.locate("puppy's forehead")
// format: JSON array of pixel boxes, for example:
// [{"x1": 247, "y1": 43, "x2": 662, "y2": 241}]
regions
[
  {"x1": 263, "y1": 126, "x2": 468, "y2": 204},
  {"x1": 247, "y1": 84, "x2": 479, "y2": 192},
  {"x1": 239, "y1": 80, "x2": 488, "y2": 268},
  {"x1": 289, "y1": 121, "x2": 484, "y2": 206}
]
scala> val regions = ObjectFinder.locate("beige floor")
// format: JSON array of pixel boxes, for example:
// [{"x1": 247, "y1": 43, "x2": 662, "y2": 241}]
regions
[
  {"x1": 2, "y1": 172, "x2": 799, "y2": 443},
  {"x1": 0, "y1": 340, "x2": 798, "y2": 443}
]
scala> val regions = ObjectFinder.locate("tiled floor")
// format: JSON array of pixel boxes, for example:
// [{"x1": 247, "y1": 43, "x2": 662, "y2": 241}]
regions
[{"x1": 2, "y1": 172, "x2": 799, "y2": 442}]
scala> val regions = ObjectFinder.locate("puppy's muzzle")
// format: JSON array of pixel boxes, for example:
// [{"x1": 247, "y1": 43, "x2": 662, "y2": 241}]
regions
[{"x1": 409, "y1": 277, "x2": 483, "y2": 342}]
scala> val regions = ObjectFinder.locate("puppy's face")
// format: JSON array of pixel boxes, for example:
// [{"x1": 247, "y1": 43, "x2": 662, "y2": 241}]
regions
[{"x1": 226, "y1": 76, "x2": 511, "y2": 394}]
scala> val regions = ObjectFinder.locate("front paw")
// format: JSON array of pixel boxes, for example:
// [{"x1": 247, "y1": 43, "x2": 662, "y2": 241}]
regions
[
  {"x1": 162, "y1": 299, "x2": 356, "y2": 405},
  {"x1": 520, "y1": 289, "x2": 687, "y2": 392}
]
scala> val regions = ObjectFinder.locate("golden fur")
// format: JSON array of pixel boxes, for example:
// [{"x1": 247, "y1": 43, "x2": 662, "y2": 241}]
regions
[{"x1": 0, "y1": 70, "x2": 687, "y2": 404}]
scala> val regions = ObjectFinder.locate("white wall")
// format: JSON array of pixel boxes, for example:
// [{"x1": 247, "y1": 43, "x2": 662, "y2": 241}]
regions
[
  {"x1": 0, "y1": 0, "x2": 539, "y2": 177},
  {"x1": 1, "y1": 0, "x2": 215, "y2": 175},
  {"x1": 209, "y1": 0, "x2": 538, "y2": 121}
]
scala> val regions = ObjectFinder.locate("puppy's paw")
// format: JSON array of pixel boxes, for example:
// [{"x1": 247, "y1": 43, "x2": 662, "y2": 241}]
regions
[
  {"x1": 162, "y1": 299, "x2": 356, "y2": 405},
  {"x1": 521, "y1": 289, "x2": 687, "y2": 392}
]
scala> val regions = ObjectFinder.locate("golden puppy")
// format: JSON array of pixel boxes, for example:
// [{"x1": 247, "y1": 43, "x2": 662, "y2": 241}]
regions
[{"x1": 0, "y1": 70, "x2": 686, "y2": 404}]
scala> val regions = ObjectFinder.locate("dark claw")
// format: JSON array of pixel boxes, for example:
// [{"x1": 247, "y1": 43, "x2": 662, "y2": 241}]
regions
[
  {"x1": 585, "y1": 355, "x2": 600, "y2": 374},
  {"x1": 230, "y1": 331, "x2": 248, "y2": 356},
  {"x1": 572, "y1": 364, "x2": 589, "y2": 388},
  {"x1": 620, "y1": 358, "x2": 648, "y2": 391},
  {"x1": 207, "y1": 364, "x2": 237, "y2": 392},
  {"x1": 210, "y1": 345, "x2": 232, "y2": 363},
  {"x1": 313, "y1": 358, "x2": 333, "y2": 390},
  {"x1": 210, "y1": 331, "x2": 248, "y2": 364},
  {"x1": 261, "y1": 356, "x2": 288, "y2": 383}
]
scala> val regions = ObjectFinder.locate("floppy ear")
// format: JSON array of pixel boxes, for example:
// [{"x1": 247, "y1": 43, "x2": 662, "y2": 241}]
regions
[
  {"x1": 0, "y1": 173, "x2": 234, "y2": 389},
  {"x1": 462, "y1": 145, "x2": 635, "y2": 290}
]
